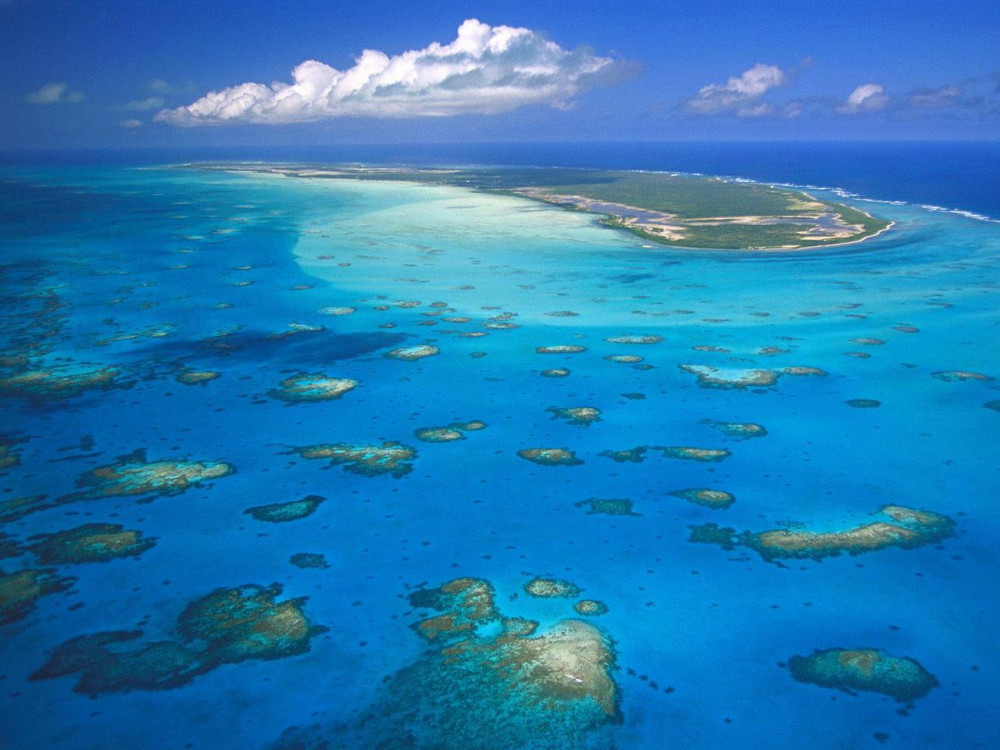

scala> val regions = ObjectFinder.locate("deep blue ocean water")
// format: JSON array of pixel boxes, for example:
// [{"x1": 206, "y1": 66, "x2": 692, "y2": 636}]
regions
[{"x1": 1, "y1": 144, "x2": 998, "y2": 749}]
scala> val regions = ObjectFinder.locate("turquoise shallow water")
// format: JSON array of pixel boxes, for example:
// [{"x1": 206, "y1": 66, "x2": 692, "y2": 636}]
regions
[{"x1": 1, "y1": 164, "x2": 998, "y2": 749}]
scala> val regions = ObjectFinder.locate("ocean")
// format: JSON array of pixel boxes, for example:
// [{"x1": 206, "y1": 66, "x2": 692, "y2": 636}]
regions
[{"x1": 0, "y1": 143, "x2": 998, "y2": 749}]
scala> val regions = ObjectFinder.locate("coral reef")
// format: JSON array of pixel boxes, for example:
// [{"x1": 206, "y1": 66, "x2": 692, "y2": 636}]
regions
[
  {"x1": 705, "y1": 420, "x2": 768, "y2": 439},
  {"x1": 32, "y1": 583, "x2": 325, "y2": 695},
  {"x1": 692, "y1": 505, "x2": 954, "y2": 561},
  {"x1": 679, "y1": 364, "x2": 779, "y2": 389},
  {"x1": 0, "y1": 567, "x2": 75, "y2": 625},
  {"x1": 409, "y1": 577, "x2": 500, "y2": 642},
  {"x1": 27, "y1": 524, "x2": 156, "y2": 565},
  {"x1": 414, "y1": 421, "x2": 486, "y2": 443},
  {"x1": 245, "y1": 495, "x2": 325, "y2": 523},
  {"x1": 0, "y1": 366, "x2": 121, "y2": 402},
  {"x1": 605, "y1": 355, "x2": 643, "y2": 364},
  {"x1": 384, "y1": 345, "x2": 439, "y2": 361},
  {"x1": 548, "y1": 406, "x2": 602, "y2": 426},
  {"x1": 604, "y1": 335, "x2": 663, "y2": 345},
  {"x1": 932, "y1": 370, "x2": 993, "y2": 382},
  {"x1": 846, "y1": 399, "x2": 881, "y2": 408},
  {"x1": 269, "y1": 373, "x2": 358, "y2": 402},
  {"x1": 291, "y1": 577, "x2": 619, "y2": 748},
  {"x1": 671, "y1": 488, "x2": 735, "y2": 509},
  {"x1": 290, "y1": 553, "x2": 329, "y2": 569},
  {"x1": 541, "y1": 368, "x2": 571, "y2": 377},
  {"x1": 175, "y1": 370, "x2": 221, "y2": 386},
  {"x1": 783, "y1": 366, "x2": 827, "y2": 377},
  {"x1": 536, "y1": 345, "x2": 587, "y2": 354},
  {"x1": 600, "y1": 446, "x2": 648, "y2": 463},
  {"x1": 0, "y1": 494, "x2": 52, "y2": 523},
  {"x1": 789, "y1": 648, "x2": 938, "y2": 702},
  {"x1": 660, "y1": 446, "x2": 730, "y2": 462},
  {"x1": 574, "y1": 600, "x2": 609, "y2": 616},
  {"x1": 296, "y1": 442, "x2": 416, "y2": 477},
  {"x1": 524, "y1": 577, "x2": 582, "y2": 598},
  {"x1": 0, "y1": 436, "x2": 25, "y2": 470},
  {"x1": 517, "y1": 448, "x2": 583, "y2": 466},
  {"x1": 575, "y1": 498, "x2": 639, "y2": 516},
  {"x1": 57, "y1": 450, "x2": 234, "y2": 505}
]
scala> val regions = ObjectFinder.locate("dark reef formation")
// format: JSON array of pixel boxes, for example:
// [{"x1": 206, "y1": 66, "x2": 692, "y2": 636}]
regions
[
  {"x1": 27, "y1": 524, "x2": 156, "y2": 565},
  {"x1": 245, "y1": 495, "x2": 326, "y2": 523},
  {"x1": 295, "y1": 442, "x2": 416, "y2": 478},
  {"x1": 0, "y1": 567, "x2": 75, "y2": 625},
  {"x1": 690, "y1": 505, "x2": 954, "y2": 561},
  {"x1": 548, "y1": 406, "x2": 602, "y2": 427},
  {"x1": 517, "y1": 448, "x2": 583, "y2": 466},
  {"x1": 575, "y1": 498, "x2": 639, "y2": 516},
  {"x1": 671, "y1": 488, "x2": 735, "y2": 510},
  {"x1": 274, "y1": 576, "x2": 620, "y2": 749},
  {"x1": 57, "y1": 449, "x2": 234, "y2": 505},
  {"x1": 31, "y1": 583, "x2": 325, "y2": 695},
  {"x1": 788, "y1": 648, "x2": 938, "y2": 703},
  {"x1": 269, "y1": 373, "x2": 357, "y2": 402}
]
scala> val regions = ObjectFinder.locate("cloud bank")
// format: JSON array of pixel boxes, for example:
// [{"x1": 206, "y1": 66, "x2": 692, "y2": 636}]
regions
[
  {"x1": 685, "y1": 63, "x2": 787, "y2": 117},
  {"x1": 25, "y1": 82, "x2": 83, "y2": 105},
  {"x1": 156, "y1": 19, "x2": 626, "y2": 126}
]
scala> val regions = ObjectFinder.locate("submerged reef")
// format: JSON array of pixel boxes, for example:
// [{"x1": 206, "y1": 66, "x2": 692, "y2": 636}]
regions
[
  {"x1": 671, "y1": 488, "x2": 735, "y2": 510},
  {"x1": 525, "y1": 577, "x2": 582, "y2": 598},
  {"x1": 536, "y1": 345, "x2": 587, "y2": 354},
  {"x1": 932, "y1": 370, "x2": 994, "y2": 382},
  {"x1": 290, "y1": 553, "x2": 329, "y2": 569},
  {"x1": 175, "y1": 370, "x2": 221, "y2": 386},
  {"x1": 414, "y1": 421, "x2": 486, "y2": 443},
  {"x1": 245, "y1": 495, "x2": 325, "y2": 523},
  {"x1": 384, "y1": 344, "x2": 439, "y2": 361},
  {"x1": 548, "y1": 406, "x2": 602, "y2": 427},
  {"x1": 705, "y1": 420, "x2": 768, "y2": 439},
  {"x1": 269, "y1": 373, "x2": 357, "y2": 402},
  {"x1": 575, "y1": 498, "x2": 639, "y2": 516},
  {"x1": 691, "y1": 505, "x2": 954, "y2": 561},
  {"x1": 27, "y1": 524, "x2": 156, "y2": 565},
  {"x1": 32, "y1": 583, "x2": 325, "y2": 696},
  {"x1": 541, "y1": 368, "x2": 571, "y2": 377},
  {"x1": 0, "y1": 494, "x2": 52, "y2": 523},
  {"x1": 574, "y1": 600, "x2": 609, "y2": 616},
  {"x1": 600, "y1": 446, "x2": 649, "y2": 463},
  {"x1": 679, "y1": 364, "x2": 779, "y2": 389},
  {"x1": 604, "y1": 335, "x2": 663, "y2": 345},
  {"x1": 789, "y1": 648, "x2": 938, "y2": 703},
  {"x1": 846, "y1": 399, "x2": 881, "y2": 408},
  {"x1": 0, "y1": 436, "x2": 25, "y2": 469},
  {"x1": 0, "y1": 366, "x2": 121, "y2": 402},
  {"x1": 296, "y1": 442, "x2": 416, "y2": 478},
  {"x1": 783, "y1": 366, "x2": 827, "y2": 377},
  {"x1": 409, "y1": 577, "x2": 500, "y2": 642},
  {"x1": 660, "y1": 445, "x2": 731, "y2": 462},
  {"x1": 284, "y1": 576, "x2": 621, "y2": 749},
  {"x1": 57, "y1": 450, "x2": 234, "y2": 505},
  {"x1": 517, "y1": 448, "x2": 583, "y2": 466},
  {"x1": 0, "y1": 567, "x2": 75, "y2": 625},
  {"x1": 601, "y1": 445, "x2": 729, "y2": 463},
  {"x1": 605, "y1": 354, "x2": 643, "y2": 364}
]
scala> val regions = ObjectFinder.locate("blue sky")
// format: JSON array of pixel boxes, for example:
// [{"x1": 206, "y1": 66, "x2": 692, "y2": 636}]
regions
[{"x1": 2, "y1": 0, "x2": 998, "y2": 148}]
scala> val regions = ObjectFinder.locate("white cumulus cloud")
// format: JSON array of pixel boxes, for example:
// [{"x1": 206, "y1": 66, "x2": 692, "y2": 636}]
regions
[
  {"x1": 25, "y1": 82, "x2": 83, "y2": 105},
  {"x1": 837, "y1": 83, "x2": 890, "y2": 114},
  {"x1": 120, "y1": 119, "x2": 142, "y2": 128},
  {"x1": 685, "y1": 63, "x2": 787, "y2": 116},
  {"x1": 156, "y1": 19, "x2": 626, "y2": 126}
]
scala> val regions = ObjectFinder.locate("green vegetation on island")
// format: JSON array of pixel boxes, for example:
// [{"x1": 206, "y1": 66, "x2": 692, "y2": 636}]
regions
[{"x1": 201, "y1": 163, "x2": 892, "y2": 251}]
